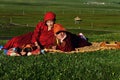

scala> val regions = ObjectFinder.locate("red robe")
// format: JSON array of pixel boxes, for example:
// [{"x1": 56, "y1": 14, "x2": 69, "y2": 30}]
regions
[
  {"x1": 31, "y1": 11, "x2": 56, "y2": 49},
  {"x1": 32, "y1": 22, "x2": 56, "y2": 49},
  {"x1": 3, "y1": 22, "x2": 56, "y2": 50},
  {"x1": 3, "y1": 32, "x2": 33, "y2": 49},
  {"x1": 56, "y1": 32, "x2": 91, "y2": 52},
  {"x1": 3, "y1": 12, "x2": 56, "y2": 50}
]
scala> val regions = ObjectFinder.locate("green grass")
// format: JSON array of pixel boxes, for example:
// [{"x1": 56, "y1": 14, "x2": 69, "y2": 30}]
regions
[
  {"x1": 1, "y1": 50, "x2": 120, "y2": 80},
  {"x1": 0, "y1": 26, "x2": 34, "y2": 36},
  {"x1": 0, "y1": 32, "x2": 120, "y2": 80},
  {"x1": 0, "y1": 0, "x2": 120, "y2": 79},
  {"x1": 0, "y1": 0, "x2": 120, "y2": 32}
]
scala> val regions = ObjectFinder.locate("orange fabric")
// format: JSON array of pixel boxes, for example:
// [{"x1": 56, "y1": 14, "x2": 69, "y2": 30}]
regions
[
  {"x1": 22, "y1": 44, "x2": 33, "y2": 51},
  {"x1": 44, "y1": 12, "x2": 56, "y2": 22},
  {"x1": 53, "y1": 24, "x2": 66, "y2": 34},
  {"x1": 24, "y1": 44, "x2": 33, "y2": 48}
]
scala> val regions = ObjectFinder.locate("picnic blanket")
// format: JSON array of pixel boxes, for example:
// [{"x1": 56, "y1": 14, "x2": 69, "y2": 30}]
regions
[{"x1": 44, "y1": 41, "x2": 120, "y2": 53}]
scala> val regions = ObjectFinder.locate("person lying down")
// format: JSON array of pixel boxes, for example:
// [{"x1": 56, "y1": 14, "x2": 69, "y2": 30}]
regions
[
  {"x1": 5, "y1": 44, "x2": 40, "y2": 56},
  {"x1": 48, "y1": 24, "x2": 92, "y2": 52}
]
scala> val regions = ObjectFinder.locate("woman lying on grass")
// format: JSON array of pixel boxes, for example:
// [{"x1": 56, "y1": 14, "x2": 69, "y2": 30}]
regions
[
  {"x1": 52, "y1": 24, "x2": 91, "y2": 52},
  {"x1": 5, "y1": 44, "x2": 40, "y2": 56}
]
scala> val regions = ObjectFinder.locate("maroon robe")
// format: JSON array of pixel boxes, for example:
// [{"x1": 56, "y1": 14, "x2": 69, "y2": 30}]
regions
[{"x1": 57, "y1": 32, "x2": 91, "y2": 52}]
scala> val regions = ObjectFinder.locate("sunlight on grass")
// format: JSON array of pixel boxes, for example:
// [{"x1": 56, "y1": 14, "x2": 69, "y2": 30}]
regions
[{"x1": 0, "y1": 0, "x2": 120, "y2": 79}]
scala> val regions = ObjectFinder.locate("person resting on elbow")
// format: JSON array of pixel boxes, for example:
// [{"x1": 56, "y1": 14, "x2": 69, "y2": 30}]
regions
[{"x1": 53, "y1": 24, "x2": 91, "y2": 52}]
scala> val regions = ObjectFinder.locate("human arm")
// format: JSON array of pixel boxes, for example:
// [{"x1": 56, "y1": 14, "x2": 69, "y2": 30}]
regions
[{"x1": 32, "y1": 22, "x2": 44, "y2": 48}]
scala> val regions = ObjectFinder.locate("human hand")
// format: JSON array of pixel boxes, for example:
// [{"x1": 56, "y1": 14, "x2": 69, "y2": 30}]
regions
[{"x1": 35, "y1": 42, "x2": 40, "y2": 49}]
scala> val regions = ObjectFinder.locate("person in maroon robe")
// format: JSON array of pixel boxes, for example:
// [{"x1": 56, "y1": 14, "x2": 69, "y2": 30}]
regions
[
  {"x1": 3, "y1": 12, "x2": 58, "y2": 55},
  {"x1": 53, "y1": 24, "x2": 91, "y2": 52}
]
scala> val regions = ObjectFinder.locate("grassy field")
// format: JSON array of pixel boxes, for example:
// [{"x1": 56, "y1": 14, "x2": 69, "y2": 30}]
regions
[{"x1": 0, "y1": 0, "x2": 120, "y2": 79}]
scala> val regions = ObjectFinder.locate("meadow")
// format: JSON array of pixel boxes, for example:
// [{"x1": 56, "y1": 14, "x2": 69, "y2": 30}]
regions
[{"x1": 0, "y1": 0, "x2": 120, "y2": 79}]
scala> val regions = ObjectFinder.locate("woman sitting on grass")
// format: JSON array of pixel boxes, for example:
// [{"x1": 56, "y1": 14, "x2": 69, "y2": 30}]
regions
[
  {"x1": 2, "y1": 12, "x2": 61, "y2": 56},
  {"x1": 31, "y1": 11, "x2": 56, "y2": 49},
  {"x1": 52, "y1": 24, "x2": 91, "y2": 52}
]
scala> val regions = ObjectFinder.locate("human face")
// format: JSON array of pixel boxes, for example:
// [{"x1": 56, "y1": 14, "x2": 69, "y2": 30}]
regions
[
  {"x1": 55, "y1": 32, "x2": 66, "y2": 40},
  {"x1": 46, "y1": 20, "x2": 54, "y2": 28}
]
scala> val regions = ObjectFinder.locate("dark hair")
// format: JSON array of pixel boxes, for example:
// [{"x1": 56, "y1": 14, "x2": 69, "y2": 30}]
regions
[
  {"x1": 23, "y1": 48, "x2": 32, "y2": 53},
  {"x1": 15, "y1": 47, "x2": 22, "y2": 53},
  {"x1": 56, "y1": 31, "x2": 66, "y2": 35}
]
